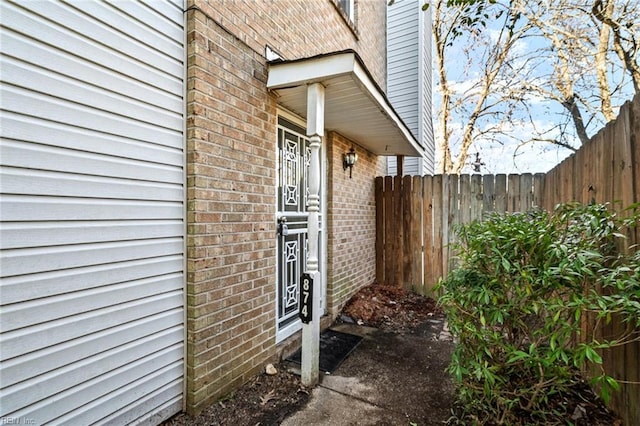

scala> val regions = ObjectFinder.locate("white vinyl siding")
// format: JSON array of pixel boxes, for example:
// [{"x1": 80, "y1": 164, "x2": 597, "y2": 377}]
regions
[
  {"x1": 420, "y1": 2, "x2": 435, "y2": 174},
  {"x1": 386, "y1": 0, "x2": 434, "y2": 175},
  {"x1": 388, "y1": 1, "x2": 420, "y2": 137},
  {"x1": 0, "y1": 0, "x2": 185, "y2": 424}
]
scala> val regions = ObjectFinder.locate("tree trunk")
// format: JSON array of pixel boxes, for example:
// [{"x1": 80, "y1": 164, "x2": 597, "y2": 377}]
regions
[
  {"x1": 594, "y1": 0, "x2": 616, "y2": 121},
  {"x1": 593, "y1": 0, "x2": 640, "y2": 94},
  {"x1": 562, "y1": 94, "x2": 591, "y2": 146}
]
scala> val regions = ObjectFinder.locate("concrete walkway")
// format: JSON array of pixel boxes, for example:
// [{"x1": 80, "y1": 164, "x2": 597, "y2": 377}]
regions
[{"x1": 282, "y1": 319, "x2": 455, "y2": 426}]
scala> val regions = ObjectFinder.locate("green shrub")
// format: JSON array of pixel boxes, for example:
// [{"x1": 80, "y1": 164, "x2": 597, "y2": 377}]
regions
[{"x1": 438, "y1": 203, "x2": 640, "y2": 425}]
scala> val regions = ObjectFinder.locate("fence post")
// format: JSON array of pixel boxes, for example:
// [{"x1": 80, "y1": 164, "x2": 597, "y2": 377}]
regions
[
  {"x1": 383, "y1": 176, "x2": 393, "y2": 285},
  {"x1": 375, "y1": 177, "x2": 384, "y2": 285}
]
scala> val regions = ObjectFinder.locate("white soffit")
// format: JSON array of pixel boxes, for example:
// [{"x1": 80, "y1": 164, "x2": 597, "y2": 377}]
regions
[{"x1": 267, "y1": 51, "x2": 423, "y2": 156}]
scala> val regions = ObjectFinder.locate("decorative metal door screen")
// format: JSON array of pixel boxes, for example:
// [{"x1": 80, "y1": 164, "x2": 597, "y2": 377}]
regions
[{"x1": 276, "y1": 116, "x2": 321, "y2": 336}]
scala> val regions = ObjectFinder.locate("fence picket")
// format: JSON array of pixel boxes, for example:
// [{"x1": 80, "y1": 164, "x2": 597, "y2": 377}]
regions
[
  {"x1": 542, "y1": 168, "x2": 554, "y2": 212},
  {"x1": 470, "y1": 174, "x2": 483, "y2": 222},
  {"x1": 411, "y1": 176, "x2": 423, "y2": 293},
  {"x1": 573, "y1": 147, "x2": 584, "y2": 203},
  {"x1": 519, "y1": 174, "x2": 533, "y2": 213},
  {"x1": 494, "y1": 174, "x2": 507, "y2": 213},
  {"x1": 554, "y1": 161, "x2": 563, "y2": 209},
  {"x1": 627, "y1": 97, "x2": 640, "y2": 424},
  {"x1": 507, "y1": 174, "x2": 521, "y2": 212},
  {"x1": 460, "y1": 174, "x2": 471, "y2": 225},
  {"x1": 432, "y1": 175, "x2": 444, "y2": 286},
  {"x1": 393, "y1": 176, "x2": 403, "y2": 286},
  {"x1": 375, "y1": 177, "x2": 384, "y2": 284},
  {"x1": 632, "y1": 97, "x2": 640, "y2": 245},
  {"x1": 533, "y1": 173, "x2": 544, "y2": 209},
  {"x1": 607, "y1": 108, "x2": 629, "y2": 414},
  {"x1": 402, "y1": 176, "x2": 413, "y2": 290},
  {"x1": 563, "y1": 156, "x2": 575, "y2": 203},
  {"x1": 595, "y1": 130, "x2": 606, "y2": 204},
  {"x1": 617, "y1": 106, "x2": 635, "y2": 245},
  {"x1": 446, "y1": 174, "x2": 459, "y2": 275},
  {"x1": 383, "y1": 176, "x2": 393, "y2": 285},
  {"x1": 583, "y1": 137, "x2": 595, "y2": 205},
  {"x1": 483, "y1": 174, "x2": 495, "y2": 213},
  {"x1": 423, "y1": 176, "x2": 435, "y2": 294}
]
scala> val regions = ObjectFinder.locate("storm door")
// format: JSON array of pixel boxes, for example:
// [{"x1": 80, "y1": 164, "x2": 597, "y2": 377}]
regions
[{"x1": 276, "y1": 116, "x2": 324, "y2": 341}]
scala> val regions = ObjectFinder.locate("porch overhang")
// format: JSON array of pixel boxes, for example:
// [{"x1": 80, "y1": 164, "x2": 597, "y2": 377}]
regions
[{"x1": 267, "y1": 50, "x2": 424, "y2": 156}]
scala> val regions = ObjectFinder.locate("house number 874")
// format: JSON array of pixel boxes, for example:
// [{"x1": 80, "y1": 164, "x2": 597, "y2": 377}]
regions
[{"x1": 299, "y1": 273, "x2": 313, "y2": 324}]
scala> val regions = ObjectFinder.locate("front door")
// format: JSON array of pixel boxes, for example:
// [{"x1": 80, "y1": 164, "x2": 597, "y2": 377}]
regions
[{"x1": 276, "y1": 115, "x2": 324, "y2": 341}]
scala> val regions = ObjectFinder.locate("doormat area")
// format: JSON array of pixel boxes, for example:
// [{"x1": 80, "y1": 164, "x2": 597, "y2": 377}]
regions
[{"x1": 286, "y1": 329, "x2": 363, "y2": 374}]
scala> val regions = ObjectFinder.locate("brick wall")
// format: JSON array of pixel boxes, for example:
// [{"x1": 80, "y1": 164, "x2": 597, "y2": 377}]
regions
[
  {"x1": 186, "y1": 0, "x2": 391, "y2": 413},
  {"x1": 326, "y1": 132, "x2": 387, "y2": 316},
  {"x1": 186, "y1": 7, "x2": 278, "y2": 412},
  {"x1": 190, "y1": 0, "x2": 387, "y2": 89}
]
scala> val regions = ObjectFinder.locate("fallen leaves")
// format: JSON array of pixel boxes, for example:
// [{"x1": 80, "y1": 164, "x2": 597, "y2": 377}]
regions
[
  {"x1": 259, "y1": 390, "x2": 276, "y2": 406},
  {"x1": 342, "y1": 285, "x2": 441, "y2": 332}
]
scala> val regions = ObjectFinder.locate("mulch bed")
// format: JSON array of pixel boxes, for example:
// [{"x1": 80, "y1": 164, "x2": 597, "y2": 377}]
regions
[
  {"x1": 341, "y1": 284, "x2": 443, "y2": 332},
  {"x1": 162, "y1": 365, "x2": 309, "y2": 426}
]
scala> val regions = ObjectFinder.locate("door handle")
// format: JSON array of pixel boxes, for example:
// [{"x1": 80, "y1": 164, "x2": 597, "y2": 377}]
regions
[{"x1": 277, "y1": 216, "x2": 288, "y2": 236}]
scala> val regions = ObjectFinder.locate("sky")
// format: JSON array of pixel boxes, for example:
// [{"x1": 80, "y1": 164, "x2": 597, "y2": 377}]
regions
[{"x1": 429, "y1": 0, "x2": 636, "y2": 175}]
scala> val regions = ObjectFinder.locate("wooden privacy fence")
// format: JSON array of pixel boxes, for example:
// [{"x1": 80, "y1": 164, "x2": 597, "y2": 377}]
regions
[
  {"x1": 375, "y1": 93, "x2": 639, "y2": 425},
  {"x1": 374, "y1": 173, "x2": 544, "y2": 293}
]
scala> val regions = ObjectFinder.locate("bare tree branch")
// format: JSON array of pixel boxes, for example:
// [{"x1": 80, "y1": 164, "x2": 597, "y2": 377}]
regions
[
  {"x1": 592, "y1": 0, "x2": 640, "y2": 93},
  {"x1": 429, "y1": 0, "x2": 636, "y2": 173}
]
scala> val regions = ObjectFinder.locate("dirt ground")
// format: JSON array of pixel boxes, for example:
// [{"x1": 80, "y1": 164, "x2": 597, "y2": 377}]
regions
[
  {"x1": 163, "y1": 365, "x2": 310, "y2": 426},
  {"x1": 163, "y1": 284, "x2": 620, "y2": 426},
  {"x1": 163, "y1": 285, "x2": 446, "y2": 426}
]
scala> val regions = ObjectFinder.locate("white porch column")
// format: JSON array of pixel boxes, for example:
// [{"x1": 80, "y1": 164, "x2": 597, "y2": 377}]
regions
[{"x1": 302, "y1": 82, "x2": 324, "y2": 386}]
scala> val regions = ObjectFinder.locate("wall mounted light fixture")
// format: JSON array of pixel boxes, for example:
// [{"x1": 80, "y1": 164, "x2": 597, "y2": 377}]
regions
[{"x1": 343, "y1": 147, "x2": 358, "y2": 179}]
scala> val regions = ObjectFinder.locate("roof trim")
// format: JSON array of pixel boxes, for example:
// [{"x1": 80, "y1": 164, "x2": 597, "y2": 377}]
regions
[{"x1": 267, "y1": 50, "x2": 423, "y2": 156}]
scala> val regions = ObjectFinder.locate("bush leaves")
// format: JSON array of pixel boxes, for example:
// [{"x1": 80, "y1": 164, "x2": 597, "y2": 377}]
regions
[{"x1": 438, "y1": 203, "x2": 640, "y2": 424}]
